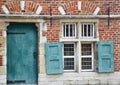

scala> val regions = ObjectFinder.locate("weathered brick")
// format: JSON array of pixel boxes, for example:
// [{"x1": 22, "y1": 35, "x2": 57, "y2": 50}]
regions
[
  {"x1": 0, "y1": 32, "x2": 2, "y2": 36},
  {"x1": 0, "y1": 56, "x2": 2, "y2": 66},
  {"x1": 0, "y1": 0, "x2": 120, "y2": 72},
  {"x1": 1, "y1": 0, "x2": 120, "y2": 15}
]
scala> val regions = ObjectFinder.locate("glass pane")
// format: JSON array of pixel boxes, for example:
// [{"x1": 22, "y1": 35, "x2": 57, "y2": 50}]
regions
[
  {"x1": 64, "y1": 44, "x2": 74, "y2": 56},
  {"x1": 81, "y1": 44, "x2": 92, "y2": 55},
  {"x1": 88, "y1": 24, "x2": 91, "y2": 36},
  {"x1": 64, "y1": 58, "x2": 74, "y2": 70},
  {"x1": 81, "y1": 58, "x2": 92, "y2": 70},
  {"x1": 66, "y1": 24, "x2": 69, "y2": 37},
  {"x1": 84, "y1": 24, "x2": 87, "y2": 36},
  {"x1": 63, "y1": 23, "x2": 76, "y2": 38},
  {"x1": 70, "y1": 24, "x2": 73, "y2": 37},
  {"x1": 81, "y1": 23, "x2": 94, "y2": 37}
]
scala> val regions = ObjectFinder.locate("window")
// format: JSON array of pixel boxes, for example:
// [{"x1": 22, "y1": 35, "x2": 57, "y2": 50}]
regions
[
  {"x1": 63, "y1": 43, "x2": 76, "y2": 71},
  {"x1": 81, "y1": 43, "x2": 94, "y2": 71},
  {"x1": 81, "y1": 23, "x2": 94, "y2": 38},
  {"x1": 61, "y1": 20, "x2": 98, "y2": 72},
  {"x1": 63, "y1": 23, "x2": 76, "y2": 38}
]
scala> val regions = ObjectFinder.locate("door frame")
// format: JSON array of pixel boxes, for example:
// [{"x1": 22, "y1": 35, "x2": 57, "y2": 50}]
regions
[{"x1": 0, "y1": 18, "x2": 47, "y2": 85}]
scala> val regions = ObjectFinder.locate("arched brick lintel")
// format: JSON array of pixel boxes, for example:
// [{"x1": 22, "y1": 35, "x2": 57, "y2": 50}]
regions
[{"x1": 0, "y1": 1, "x2": 98, "y2": 15}]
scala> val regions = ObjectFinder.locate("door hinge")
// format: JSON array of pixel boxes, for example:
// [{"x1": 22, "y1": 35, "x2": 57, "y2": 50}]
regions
[
  {"x1": 7, "y1": 80, "x2": 26, "y2": 83},
  {"x1": 7, "y1": 32, "x2": 26, "y2": 34}
]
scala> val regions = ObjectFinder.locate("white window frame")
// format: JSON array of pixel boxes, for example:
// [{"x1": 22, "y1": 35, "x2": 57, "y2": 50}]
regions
[
  {"x1": 62, "y1": 23, "x2": 77, "y2": 38},
  {"x1": 60, "y1": 19, "x2": 99, "y2": 73},
  {"x1": 63, "y1": 43, "x2": 76, "y2": 71},
  {"x1": 81, "y1": 42, "x2": 94, "y2": 71},
  {"x1": 80, "y1": 23, "x2": 95, "y2": 38}
]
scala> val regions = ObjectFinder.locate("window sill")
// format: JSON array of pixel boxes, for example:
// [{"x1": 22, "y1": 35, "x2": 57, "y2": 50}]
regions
[{"x1": 63, "y1": 71, "x2": 79, "y2": 75}]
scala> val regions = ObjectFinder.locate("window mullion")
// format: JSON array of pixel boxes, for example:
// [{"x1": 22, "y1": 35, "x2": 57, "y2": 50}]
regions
[
  {"x1": 65, "y1": 23, "x2": 66, "y2": 37},
  {"x1": 83, "y1": 24, "x2": 84, "y2": 37},
  {"x1": 93, "y1": 24, "x2": 94, "y2": 38}
]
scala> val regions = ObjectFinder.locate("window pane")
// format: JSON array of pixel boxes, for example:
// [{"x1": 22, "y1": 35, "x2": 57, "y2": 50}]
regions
[
  {"x1": 64, "y1": 58, "x2": 74, "y2": 70},
  {"x1": 81, "y1": 58, "x2": 92, "y2": 70},
  {"x1": 84, "y1": 24, "x2": 87, "y2": 36},
  {"x1": 88, "y1": 24, "x2": 91, "y2": 36},
  {"x1": 81, "y1": 23, "x2": 94, "y2": 38},
  {"x1": 63, "y1": 23, "x2": 76, "y2": 38},
  {"x1": 64, "y1": 44, "x2": 74, "y2": 56},
  {"x1": 66, "y1": 24, "x2": 69, "y2": 37},
  {"x1": 70, "y1": 24, "x2": 73, "y2": 37},
  {"x1": 81, "y1": 44, "x2": 92, "y2": 55}
]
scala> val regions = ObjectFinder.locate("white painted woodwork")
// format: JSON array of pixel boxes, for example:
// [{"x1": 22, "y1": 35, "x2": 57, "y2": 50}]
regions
[
  {"x1": 58, "y1": 6, "x2": 66, "y2": 15},
  {"x1": 1, "y1": 5, "x2": 9, "y2": 14},
  {"x1": 36, "y1": 6, "x2": 42, "y2": 15}
]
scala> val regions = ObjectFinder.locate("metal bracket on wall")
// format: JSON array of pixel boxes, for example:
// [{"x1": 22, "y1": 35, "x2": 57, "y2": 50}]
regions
[
  {"x1": 102, "y1": 3, "x2": 118, "y2": 29},
  {"x1": 50, "y1": 5, "x2": 52, "y2": 28},
  {"x1": 102, "y1": 3, "x2": 110, "y2": 29},
  {"x1": 107, "y1": 5, "x2": 110, "y2": 29}
]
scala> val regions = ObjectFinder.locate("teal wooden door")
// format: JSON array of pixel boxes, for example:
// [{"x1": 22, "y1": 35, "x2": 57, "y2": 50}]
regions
[{"x1": 7, "y1": 23, "x2": 38, "y2": 84}]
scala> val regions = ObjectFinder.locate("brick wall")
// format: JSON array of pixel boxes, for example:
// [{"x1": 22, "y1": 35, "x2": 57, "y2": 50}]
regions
[
  {"x1": 0, "y1": 0, "x2": 120, "y2": 72},
  {"x1": 0, "y1": 0, "x2": 120, "y2": 15},
  {"x1": 99, "y1": 19, "x2": 120, "y2": 71},
  {"x1": 43, "y1": 19, "x2": 60, "y2": 42},
  {"x1": 0, "y1": 55, "x2": 2, "y2": 66},
  {"x1": 0, "y1": 31, "x2": 2, "y2": 66}
]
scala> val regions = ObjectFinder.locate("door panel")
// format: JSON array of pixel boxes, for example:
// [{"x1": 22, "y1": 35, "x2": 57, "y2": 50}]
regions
[{"x1": 7, "y1": 23, "x2": 38, "y2": 84}]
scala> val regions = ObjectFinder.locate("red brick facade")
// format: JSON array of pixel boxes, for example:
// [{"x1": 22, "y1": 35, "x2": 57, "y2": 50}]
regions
[
  {"x1": 0, "y1": 55, "x2": 2, "y2": 66},
  {"x1": 0, "y1": 31, "x2": 2, "y2": 66},
  {"x1": 99, "y1": 18, "x2": 120, "y2": 71},
  {"x1": 0, "y1": 0, "x2": 120, "y2": 15},
  {"x1": 0, "y1": 0, "x2": 120, "y2": 71},
  {"x1": 43, "y1": 19, "x2": 60, "y2": 42}
]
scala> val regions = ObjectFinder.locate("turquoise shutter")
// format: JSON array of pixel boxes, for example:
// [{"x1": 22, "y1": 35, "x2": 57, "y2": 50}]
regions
[
  {"x1": 45, "y1": 42, "x2": 63, "y2": 74},
  {"x1": 98, "y1": 41, "x2": 114, "y2": 72}
]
